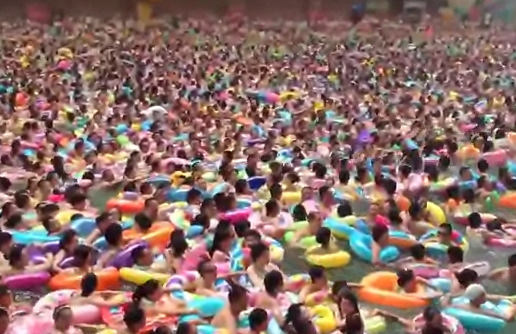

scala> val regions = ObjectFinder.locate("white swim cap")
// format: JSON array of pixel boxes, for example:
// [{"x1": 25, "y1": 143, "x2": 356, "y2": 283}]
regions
[{"x1": 463, "y1": 283, "x2": 485, "y2": 300}]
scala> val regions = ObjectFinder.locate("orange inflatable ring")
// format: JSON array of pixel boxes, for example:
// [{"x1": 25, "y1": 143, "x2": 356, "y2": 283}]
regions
[
  {"x1": 101, "y1": 304, "x2": 177, "y2": 333},
  {"x1": 498, "y1": 192, "x2": 516, "y2": 209},
  {"x1": 459, "y1": 145, "x2": 480, "y2": 159},
  {"x1": 122, "y1": 223, "x2": 174, "y2": 249},
  {"x1": 396, "y1": 196, "x2": 410, "y2": 212},
  {"x1": 48, "y1": 268, "x2": 120, "y2": 291},
  {"x1": 106, "y1": 199, "x2": 144, "y2": 215},
  {"x1": 358, "y1": 271, "x2": 430, "y2": 309},
  {"x1": 507, "y1": 132, "x2": 516, "y2": 145}
]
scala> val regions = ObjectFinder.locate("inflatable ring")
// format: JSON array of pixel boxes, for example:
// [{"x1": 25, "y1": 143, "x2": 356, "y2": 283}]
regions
[
  {"x1": 443, "y1": 298, "x2": 513, "y2": 332},
  {"x1": 122, "y1": 223, "x2": 174, "y2": 249},
  {"x1": 119, "y1": 267, "x2": 171, "y2": 285},
  {"x1": 359, "y1": 271, "x2": 430, "y2": 309},
  {"x1": 498, "y1": 192, "x2": 516, "y2": 209},
  {"x1": 419, "y1": 229, "x2": 469, "y2": 259},
  {"x1": 283, "y1": 221, "x2": 317, "y2": 248},
  {"x1": 101, "y1": 304, "x2": 176, "y2": 333},
  {"x1": 396, "y1": 196, "x2": 411, "y2": 212},
  {"x1": 426, "y1": 202, "x2": 445, "y2": 225},
  {"x1": 452, "y1": 212, "x2": 497, "y2": 226},
  {"x1": 349, "y1": 232, "x2": 399, "y2": 263},
  {"x1": 363, "y1": 314, "x2": 387, "y2": 334},
  {"x1": 413, "y1": 313, "x2": 464, "y2": 334},
  {"x1": 106, "y1": 199, "x2": 144, "y2": 215},
  {"x1": 305, "y1": 247, "x2": 351, "y2": 269},
  {"x1": 48, "y1": 268, "x2": 120, "y2": 291},
  {"x1": 282, "y1": 192, "x2": 302, "y2": 205},
  {"x1": 323, "y1": 217, "x2": 359, "y2": 240},
  {"x1": 34, "y1": 290, "x2": 101, "y2": 324},
  {"x1": 311, "y1": 305, "x2": 337, "y2": 334}
]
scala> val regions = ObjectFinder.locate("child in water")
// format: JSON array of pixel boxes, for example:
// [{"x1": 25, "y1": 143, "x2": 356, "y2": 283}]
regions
[
  {"x1": 396, "y1": 269, "x2": 442, "y2": 299},
  {"x1": 395, "y1": 243, "x2": 438, "y2": 269}
]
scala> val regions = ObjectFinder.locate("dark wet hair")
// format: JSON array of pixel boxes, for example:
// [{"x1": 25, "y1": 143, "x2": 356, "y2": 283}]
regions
[
  {"x1": 409, "y1": 243, "x2": 426, "y2": 261},
  {"x1": 315, "y1": 227, "x2": 331, "y2": 247},
  {"x1": 250, "y1": 242, "x2": 269, "y2": 262},
  {"x1": 292, "y1": 204, "x2": 307, "y2": 222},
  {"x1": 264, "y1": 270, "x2": 284, "y2": 295},
  {"x1": 447, "y1": 246, "x2": 463, "y2": 264},
  {"x1": 455, "y1": 268, "x2": 478, "y2": 288},
  {"x1": 168, "y1": 230, "x2": 189, "y2": 257},
  {"x1": 80, "y1": 272, "x2": 98, "y2": 297},
  {"x1": 308, "y1": 266, "x2": 325, "y2": 282},
  {"x1": 396, "y1": 268, "x2": 415, "y2": 287},
  {"x1": 132, "y1": 279, "x2": 160, "y2": 306},
  {"x1": 337, "y1": 202, "x2": 352, "y2": 217},
  {"x1": 467, "y1": 212, "x2": 482, "y2": 229},
  {"x1": 249, "y1": 308, "x2": 268, "y2": 331}
]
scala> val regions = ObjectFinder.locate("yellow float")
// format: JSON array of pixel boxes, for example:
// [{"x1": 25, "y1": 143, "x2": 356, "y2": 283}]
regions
[
  {"x1": 304, "y1": 247, "x2": 351, "y2": 269},
  {"x1": 119, "y1": 267, "x2": 170, "y2": 285}
]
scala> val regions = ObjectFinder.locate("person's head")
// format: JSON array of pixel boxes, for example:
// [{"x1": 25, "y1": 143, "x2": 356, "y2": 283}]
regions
[
  {"x1": 249, "y1": 308, "x2": 269, "y2": 333},
  {"x1": 73, "y1": 245, "x2": 93, "y2": 268},
  {"x1": 422, "y1": 306, "x2": 442, "y2": 327},
  {"x1": 284, "y1": 303, "x2": 316, "y2": 334},
  {"x1": 152, "y1": 326, "x2": 174, "y2": 334},
  {"x1": 315, "y1": 227, "x2": 331, "y2": 248},
  {"x1": 486, "y1": 219, "x2": 504, "y2": 232},
  {"x1": 123, "y1": 306, "x2": 146, "y2": 334},
  {"x1": 197, "y1": 260, "x2": 217, "y2": 283},
  {"x1": 8, "y1": 244, "x2": 28, "y2": 268},
  {"x1": 53, "y1": 305, "x2": 74, "y2": 330},
  {"x1": 104, "y1": 223, "x2": 123, "y2": 247},
  {"x1": 409, "y1": 243, "x2": 426, "y2": 261},
  {"x1": 396, "y1": 269, "x2": 416, "y2": 290},
  {"x1": 134, "y1": 213, "x2": 153, "y2": 232},
  {"x1": 169, "y1": 230, "x2": 189, "y2": 257},
  {"x1": 291, "y1": 204, "x2": 307, "y2": 222},
  {"x1": 264, "y1": 270, "x2": 284, "y2": 295},
  {"x1": 0, "y1": 232, "x2": 12, "y2": 254},
  {"x1": 447, "y1": 246, "x2": 464, "y2": 264},
  {"x1": 330, "y1": 280, "x2": 350, "y2": 301},
  {"x1": 508, "y1": 253, "x2": 516, "y2": 274},
  {"x1": 308, "y1": 266, "x2": 327, "y2": 289},
  {"x1": 438, "y1": 223, "x2": 452, "y2": 241},
  {"x1": 210, "y1": 230, "x2": 233, "y2": 256},
  {"x1": 421, "y1": 325, "x2": 445, "y2": 334},
  {"x1": 0, "y1": 284, "x2": 12, "y2": 308},
  {"x1": 95, "y1": 212, "x2": 112, "y2": 232},
  {"x1": 336, "y1": 202, "x2": 352, "y2": 218},
  {"x1": 176, "y1": 323, "x2": 197, "y2": 334},
  {"x1": 227, "y1": 282, "x2": 248, "y2": 312},
  {"x1": 132, "y1": 246, "x2": 153, "y2": 267},
  {"x1": 4, "y1": 213, "x2": 23, "y2": 230},
  {"x1": 80, "y1": 272, "x2": 98, "y2": 297},
  {"x1": 467, "y1": 212, "x2": 482, "y2": 229},
  {"x1": 463, "y1": 283, "x2": 486, "y2": 305},
  {"x1": 132, "y1": 279, "x2": 162, "y2": 305},
  {"x1": 69, "y1": 192, "x2": 88, "y2": 210},
  {"x1": 244, "y1": 229, "x2": 262, "y2": 246},
  {"x1": 234, "y1": 220, "x2": 251, "y2": 238},
  {"x1": 59, "y1": 229, "x2": 79, "y2": 252},
  {"x1": 0, "y1": 307, "x2": 9, "y2": 334},
  {"x1": 250, "y1": 241, "x2": 270, "y2": 265},
  {"x1": 371, "y1": 223, "x2": 389, "y2": 245},
  {"x1": 265, "y1": 199, "x2": 280, "y2": 216},
  {"x1": 335, "y1": 288, "x2": 360, "y2": 314},
  {"x1": 186, "y1": 188, "x2": 202, "y2": 205},
  {"x1": 455, "y1": 268, "x2": 478, "y2": 289}
]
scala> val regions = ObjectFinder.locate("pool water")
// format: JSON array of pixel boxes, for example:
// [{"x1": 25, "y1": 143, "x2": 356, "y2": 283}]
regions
[{"x1": 17, "y1": 188, "x2": 516, "y2": 334}]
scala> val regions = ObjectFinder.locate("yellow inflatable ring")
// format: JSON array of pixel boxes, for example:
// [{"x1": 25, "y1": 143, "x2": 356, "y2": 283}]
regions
[
  {"x1": 305, "y1": 247, "x2": 351, "y2": 268},
  {"x1": 119, "y1": 268, "x2": 170, "y2": 285},
  {"x1": 56, "y1": 210, "x2": 80, "y2": 225},
  {"x1": 282, "y1": 192, "x2": 302, "y2": 205},
  {"x1": 426, "y1": 202, "x2": 445, "y2": 225},
  {"x1": 311, "y1": 305, "x2": 337, "y2": 334}
]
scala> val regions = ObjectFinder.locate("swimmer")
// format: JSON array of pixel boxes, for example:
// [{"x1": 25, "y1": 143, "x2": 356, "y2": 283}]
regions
[
  {"x1": 395, "y1": 243, "x2": 438, "y2": 268},
  {"x1": 49, "y1": 305, "x2": 83, "y2": 334},
  {"x1": 63, "y1": 245, "x2": 95, "y2": 274},
  {"x1": 194, "y1": 260, "x2": 244, "y2": 296},
  {"x1": 0, "y1": 233, "x2": 13, "y2": 271},
  {"x1": 282, "y1": 303, "x2": 318, "y2": 334},
  {"x1": 52, "y1": 229, "x2": 80, "y2": 272},
  {"x1": 371, "y1": 224, "x2": 390, "y2": 267},
  {"x1": 299, "y1": 266, "x2": 329, "y2": 302},
  {"x1": 396, "y1": 269, "x2": 442, "y2": 299},
  {"x1": 96, "y1": 223, "x2": 125, "y2": 268},
  {"x1": 305, "y1": 226, "x2": 339, "y2": 255},
  {"x1": 163, "y1": 229, "x2": 191, "y2": 273},
  {"x1": 406, "y1": 202, "x2": 434, "y2": 237},
  {"x1": 488, "y1": 253, "x2": 516, "y2": 285},
  {"x1": 441, "y1": 284, "x2": 516, "y2": 321},
  {"x1": 247, "y1": 241, "x2": 282, "y2": 289},
  {"x1": 211, "y1": 283, "x2": 250, "y2": 334},
  {"x1": 2, "y1": 244, "x2": 53, "y2": 276},
  {"x1": 258, "y1": 200, "x2": 287, "y2": 240},
  {"x1": 132, "y1": 246, "x2": 166, "y2": 273},
  {"x1": 288, "y1": 212, "x2": 322, "y2": 246},
  {"x1": 254, "y1": 270, "x2": 290, "y2": 323},
  {"x1": 131, "y1": 279, "x2": 194, "y2": 316},
  {"x1": 84, "y1": 211, "x2": 115, "y2": 245},
  {"x1": 70, "y1": 272, "x2": 130, "y2": 307}
]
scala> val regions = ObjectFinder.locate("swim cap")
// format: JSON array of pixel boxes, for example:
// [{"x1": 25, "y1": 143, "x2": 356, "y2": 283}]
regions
[{"x1": 463, "y1": 283, "x2": 485, "y2": 300}]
